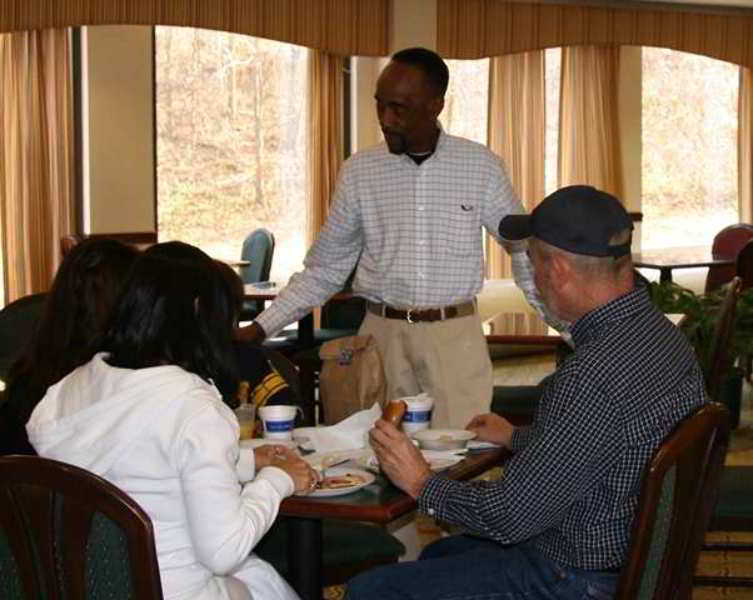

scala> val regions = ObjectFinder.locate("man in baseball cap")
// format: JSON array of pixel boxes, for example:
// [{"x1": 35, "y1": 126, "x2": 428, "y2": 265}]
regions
[{"x1": 350, "y1": 185, "x2": 707, "y2": 600}]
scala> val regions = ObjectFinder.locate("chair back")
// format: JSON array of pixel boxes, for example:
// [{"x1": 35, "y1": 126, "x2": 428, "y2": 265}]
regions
[
  {"x1": 240, "y1": 229, "x2": 275, "y2": 320},
  {"x1": 0, "y1": 455, "x2": 164, "y2": 599},
  {"x1": 615, "y1": 402, "x2": 729, "y2": 600},
  {"x1": 705, "y1": 224, "x2": 753, "y2": 292},
  {"x1": 705, "y1": 277, "x2": 742, "y2": 404},
  {"x1": 60, "y1": 233, "x2": 83, "y2": 256},
  {"x1": 0, "y1": 293, "x2": 47, "y2": 381},
  {"x1": 736, "y1": 239, "x2": 753, "y2": 291},
  {"x1": 240, "y1": 228, "x2": 275, "y2": 285}
]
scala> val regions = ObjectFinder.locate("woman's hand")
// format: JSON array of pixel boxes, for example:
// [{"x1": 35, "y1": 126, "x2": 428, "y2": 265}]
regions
[
  {"x1": 269, "y1": 447, "x2": 319, "y2": 494},
  {"x1": 253, "y1": 444, "x2": 289, "y2": 470}
]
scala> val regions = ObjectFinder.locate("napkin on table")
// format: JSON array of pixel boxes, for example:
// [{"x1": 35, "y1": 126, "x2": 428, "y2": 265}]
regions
[{"x1": 294, "y1": 402, "x2": 382, "y2": 453}]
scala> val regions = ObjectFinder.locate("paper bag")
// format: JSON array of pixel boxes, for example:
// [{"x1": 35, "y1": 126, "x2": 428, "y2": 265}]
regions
[{"x1": 318, "y1": 334, "x2": 386, "y2": 425}]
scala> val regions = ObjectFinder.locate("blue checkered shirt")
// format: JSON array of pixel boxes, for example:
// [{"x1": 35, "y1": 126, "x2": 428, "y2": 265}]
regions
[{"x1": 418, "y1": 285, "x2": 708, "y2": 570}]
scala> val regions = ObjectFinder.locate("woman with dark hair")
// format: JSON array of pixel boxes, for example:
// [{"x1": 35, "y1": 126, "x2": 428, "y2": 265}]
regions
[
  {"x1": 213, "y1": 259, "x2": 296, "y2": 415},
  {"x1": 26, "y1": 242, "x2": 316, "y2": 600},
  {"x1": 0, "y1": 237, "x2": 139, "y2": 454}
]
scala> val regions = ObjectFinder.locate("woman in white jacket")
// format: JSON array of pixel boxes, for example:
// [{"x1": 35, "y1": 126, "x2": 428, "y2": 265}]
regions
[{"x1": 27, "y1": 242, "x2": 319, "y2": 600}]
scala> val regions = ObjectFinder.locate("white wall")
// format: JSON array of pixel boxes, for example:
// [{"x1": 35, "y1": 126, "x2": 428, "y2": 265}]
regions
[{"x1": 82, "y1": 25, "x2": 155, "y2": 233}]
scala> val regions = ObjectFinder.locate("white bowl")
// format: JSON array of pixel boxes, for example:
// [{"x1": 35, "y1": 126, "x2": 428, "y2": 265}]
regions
[{"x1": 412, "y1": 429, "x2": 476, "y2": 451}]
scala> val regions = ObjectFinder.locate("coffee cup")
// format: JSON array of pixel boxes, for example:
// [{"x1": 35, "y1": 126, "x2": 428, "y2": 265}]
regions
[
  {"x1": 400, "y1": 395, "x2": 434, "y2": 434},
  {"x1": 259, "y1": 405, "x2": 299, "y2": 440},
  {"x1": 234, "y1": 404, "x2": 257, "y2": 441}
]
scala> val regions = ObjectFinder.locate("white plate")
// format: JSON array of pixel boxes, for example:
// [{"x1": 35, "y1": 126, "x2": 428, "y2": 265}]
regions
[
  {"x1": 356, "y1": 451, "x2": 462, "y2": 473},
  {"x1": 301, "y1": 466, "x2": 375, "y2": 498},
  {"x1": 466, "y1": 440, "x2": 501, "y2": 451},
  {"x1": 412, "y1": 429, "x2": 476, "y2": 450}
]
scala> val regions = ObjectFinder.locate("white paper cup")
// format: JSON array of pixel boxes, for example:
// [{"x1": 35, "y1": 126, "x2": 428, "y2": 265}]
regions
[
  {"x1": 401, "y1": 396, "x2": 434, "y2": 434},
  {"x1": 259, "y1": 405, "x2": 299, "y2": 440}
]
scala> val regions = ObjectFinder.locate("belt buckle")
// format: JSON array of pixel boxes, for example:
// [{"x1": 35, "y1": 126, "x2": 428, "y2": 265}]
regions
[{"x1": 406, "y1": 309, "x2": 415, "y2": 324}]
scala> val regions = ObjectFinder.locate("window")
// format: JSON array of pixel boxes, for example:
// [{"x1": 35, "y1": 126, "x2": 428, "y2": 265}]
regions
[
  {"x1": 155, "y1": 28, "x2": 309, "y2": 281},
  {"x1": 442, "y1": 59, "x2": 489, "y2": 144},
  {"x1": 641, "y1": 48, "x2": 738, "y2": 250}
]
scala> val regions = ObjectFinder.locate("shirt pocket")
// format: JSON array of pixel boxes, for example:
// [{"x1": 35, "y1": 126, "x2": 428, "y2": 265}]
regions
[{"x1": 439, "y1": 207, "x2": 481, "y2": 257}]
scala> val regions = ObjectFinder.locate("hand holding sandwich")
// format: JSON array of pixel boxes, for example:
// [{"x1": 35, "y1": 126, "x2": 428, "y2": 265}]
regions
[{"x1": 369, "y1": 400, "x2": 433, "y2": 499}]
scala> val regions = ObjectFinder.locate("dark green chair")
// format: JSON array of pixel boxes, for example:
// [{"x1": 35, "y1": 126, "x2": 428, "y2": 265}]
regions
[
  {"x1": 255, "y1": 518, "x2": 405, "y2": 588},
  {"x1": 615, "y1": 403, "x2": 729, "y2": 599},
  {"x1": 239, "y1": 228, "x2": 275, "y2": 321},
  {"x1": 0, "y1": 292, "x2": 46, "y2": 381},
  {"x1": 0, "y1": 455, "x2": 164, "y2": 599}
]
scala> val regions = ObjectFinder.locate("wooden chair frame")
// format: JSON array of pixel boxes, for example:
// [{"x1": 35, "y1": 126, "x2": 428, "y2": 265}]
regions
[{"x1": 0, "y1": 455, "x2": 163, "y2": 599}]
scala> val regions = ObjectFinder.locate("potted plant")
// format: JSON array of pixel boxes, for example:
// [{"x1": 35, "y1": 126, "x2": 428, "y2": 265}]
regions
[{"x1": 647, "y1": 280, "x2": 753, "y2": 427}]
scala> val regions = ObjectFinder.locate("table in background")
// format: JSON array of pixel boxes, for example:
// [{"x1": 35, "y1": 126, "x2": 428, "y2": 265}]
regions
[
  {"x1": 633, "y1": 246, "x2": 733, "y2": 284},
  {"x1": 484, "y1": 311, "x2": 563, "y2": 359},
  {"x1": 279, "y1": 447, "x2": 508, "y2": 600}
]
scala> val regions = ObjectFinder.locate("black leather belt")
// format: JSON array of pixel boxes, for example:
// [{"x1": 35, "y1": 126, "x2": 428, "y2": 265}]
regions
[{"x1": 366, "y1": 300, "x2": 476, "y2": 323}]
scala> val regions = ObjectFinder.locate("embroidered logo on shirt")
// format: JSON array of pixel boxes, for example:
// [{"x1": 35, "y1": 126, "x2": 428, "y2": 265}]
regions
[{"x1": 460, "y1": 204, "x2": 474, "y2": 211}]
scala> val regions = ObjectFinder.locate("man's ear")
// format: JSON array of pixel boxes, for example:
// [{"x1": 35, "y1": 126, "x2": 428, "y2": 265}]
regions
[
  {"x1": 550, "y1": 252, "x2": 572, "y2": 287},
  {"x1": 430, "y1": 96, "x2": 444, "y2": 118}
]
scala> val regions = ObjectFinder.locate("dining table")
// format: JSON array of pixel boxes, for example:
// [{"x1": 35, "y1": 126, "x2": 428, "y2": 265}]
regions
[
  {"x1": 278, "y1": 446, "x2": 508, "y2": 600},
  {"x1": 632, "y1": 245, "x2": 734, "y2": 284}
]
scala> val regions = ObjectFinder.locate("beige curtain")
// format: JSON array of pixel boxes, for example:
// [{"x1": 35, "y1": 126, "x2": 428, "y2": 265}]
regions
[
  {"x1": 740, "y1": 67, "x2": 753, "y2": 223},
  {"x1": 307, "y1": 50, "x2": 344, "y2": 243},
  {"x1": 438, "y1": 0, "x2": 753, "y2": 68},
  {"x1": 558, "y1": 45, "x2": 623, "y2": 200},
  {"x1": 1, "y1": 0, "x2": 389, "y2": 57},
  {"x1": 0, "y1": 29, "x2": 74, "y2": 302},
  {"x1": 486, "y1": 50, "x2": 546, "y2": 279}
]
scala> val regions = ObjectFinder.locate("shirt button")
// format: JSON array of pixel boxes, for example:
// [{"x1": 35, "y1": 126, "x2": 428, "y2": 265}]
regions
[
  {"x1": 417, "y1": 206, "x2": 425, "y2": 211},
  {"x1": 428, "y1": 508, "x2": 435, "y2": 516}
]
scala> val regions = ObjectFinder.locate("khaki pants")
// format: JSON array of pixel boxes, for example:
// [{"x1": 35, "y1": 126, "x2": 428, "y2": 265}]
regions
[{"x1": 359, "y1": 309, "x2": 493, "y2": 429}]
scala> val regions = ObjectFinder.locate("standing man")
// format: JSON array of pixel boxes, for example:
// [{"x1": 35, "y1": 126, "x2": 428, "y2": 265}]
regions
[
  {"x1": 239, "y1": 47, "x2": 553, "y2": 428},
  {"x1": 347, "y1": 185, "x2": 708, "y2": 600}
]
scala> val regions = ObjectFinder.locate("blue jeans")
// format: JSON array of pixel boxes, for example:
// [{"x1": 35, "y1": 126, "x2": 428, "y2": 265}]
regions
[{"x1": 345, "y1": 535, "x2": 618, "y2": 600}]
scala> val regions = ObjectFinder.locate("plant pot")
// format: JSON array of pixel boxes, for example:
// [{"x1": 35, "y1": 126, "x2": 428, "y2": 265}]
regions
[{"x1": 719, "y1": 371, "x2": 744, "y2": 429}]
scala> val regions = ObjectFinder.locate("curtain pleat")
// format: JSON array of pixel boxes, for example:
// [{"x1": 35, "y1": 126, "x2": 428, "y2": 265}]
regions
[
  {"x1": 0, "y1": 29, "x2": 74, "y2": 302},
  {"x1": 307, "y1": 50, "x2": 343, "y2": 244},
  {"x1": 558, "y1": 45, "x2": 623, "y2": 200},
  {"x1": 486, "y1": 50, "x2": 546, "y2": 279},
  {"x1": 1, "y1": 0, "x2": 389, "y2": 57},
  {"x1": 739, "y1": 67, "x2": 753, "y2": 223},
  {"x1": 437, "y1": 0, "x2": 753, "y2": 68}
]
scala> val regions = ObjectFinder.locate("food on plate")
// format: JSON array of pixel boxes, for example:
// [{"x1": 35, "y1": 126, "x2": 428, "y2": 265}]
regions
[
  {"x1": 382, "y1": 400, "x2": 407, "y2": 427},
  {"x1": 317, "y1": 472, "x2": 366, "y2": 490}
]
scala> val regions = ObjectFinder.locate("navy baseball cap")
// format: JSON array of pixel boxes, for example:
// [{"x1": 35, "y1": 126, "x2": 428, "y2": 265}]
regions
[{"x1": 498, "y1": 185, "x2": 633, "y2": 258}]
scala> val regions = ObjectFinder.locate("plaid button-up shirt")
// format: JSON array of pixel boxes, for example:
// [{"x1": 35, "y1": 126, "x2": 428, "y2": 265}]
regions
[
  {"x1": 255, "y1": 129, "x2": 552, "y2": 336},
  {"x1": 419, "y1": 285, "x2": 707, "y2": 570}
]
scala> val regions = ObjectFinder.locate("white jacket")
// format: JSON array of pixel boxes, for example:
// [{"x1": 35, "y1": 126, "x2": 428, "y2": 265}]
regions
[{"x1": 27, "y1": 353, "x2": 299, "y2": 600}]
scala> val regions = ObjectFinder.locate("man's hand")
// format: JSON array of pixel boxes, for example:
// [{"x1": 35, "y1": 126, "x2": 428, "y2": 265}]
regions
[
  {"x1": 369, "y1": 420, "x2": 432, "y2": 499},
  {"x1": 236, "y1": 321, "x2": 266, "y2": 344},
  {"x1": 466, "y1": 413, "x2": 515, "y2": 448}
]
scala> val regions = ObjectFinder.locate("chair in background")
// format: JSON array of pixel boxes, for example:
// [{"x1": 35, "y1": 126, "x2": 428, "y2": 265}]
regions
[
  {"x1": 705, "y1": 224, "x2": 753, "y2": 293},
  {"x1": 703, "y1": 277, "x2": 742, "y2": 408},
  {"x1": 614, "y1": 403, "x2": 729, "y2": 599},
  {"x1": 737, "y1": 239, "x2": 753, "y2": 291},
  {"x1": 60, "y1": 233, "x2": 83, "y2": 256},
  {"x1": 0, "y1": 454, "x2": 164, "y2": 599},
  {"x1": 0, "y1": 292, "x2": 47, "y2": 381},
  {"x1": 239, "y1": 228, "x2": 275, "y2": 321}
]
